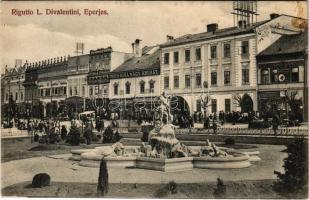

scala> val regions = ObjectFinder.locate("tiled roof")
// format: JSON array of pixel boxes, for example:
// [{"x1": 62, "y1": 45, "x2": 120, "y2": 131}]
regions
[
  {"x1": 111, "y1": 46, "x2": 160, "y2": 73},
  {"x1": 257, "y1": 31, "x2": 308, "y2": 56},
  {"x1": 160, "y1": 20, "x2": 269, "y2": 48}
]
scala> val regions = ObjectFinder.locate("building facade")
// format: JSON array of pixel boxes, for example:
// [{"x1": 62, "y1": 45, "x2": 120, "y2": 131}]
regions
[
  {"x1": 109, "y1": 41, "x2": 161, "y2": 119},
  {"x1": 160, "y1": 14, "x2": 307, "y2": 116},
  {"x1": 257, "y1": 31, "x2": 308, "y2": 122}
]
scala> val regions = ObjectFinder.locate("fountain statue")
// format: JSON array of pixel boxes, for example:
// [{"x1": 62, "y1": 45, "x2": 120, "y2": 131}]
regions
[{"x1": 70, "y1": 93, "x2": 260, "y2": 171}]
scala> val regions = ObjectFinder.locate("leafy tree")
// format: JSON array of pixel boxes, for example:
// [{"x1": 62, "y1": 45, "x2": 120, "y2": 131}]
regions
[{"x1": 273, "y1": 138, "x2": 308, "y2": 198}]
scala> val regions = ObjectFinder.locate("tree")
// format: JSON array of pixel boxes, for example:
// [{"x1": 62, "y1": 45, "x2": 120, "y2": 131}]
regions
[
  {"x1": 273, "y1": 138, "x2": 308, "y2": 198},
  {"x1": 97, "y1": 159, "x2": 109, "y2": 197},
  {"x1": 285, "y1": 91, "x2": 303, "y2": 122}
]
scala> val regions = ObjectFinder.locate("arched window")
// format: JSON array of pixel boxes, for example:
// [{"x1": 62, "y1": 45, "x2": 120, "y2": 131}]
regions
[
  {"x1": 125, "y1": 82, "x2": 131, "y2": 94},
  {"x1": 149, "y1": 79, "x2": 155, "y2": 93},
  {"x1": 140, "y1": 80, "x2": 145, "y2": 94}
]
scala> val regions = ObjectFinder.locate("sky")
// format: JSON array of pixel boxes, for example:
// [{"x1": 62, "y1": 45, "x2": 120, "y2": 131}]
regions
[{"x1": 0, "y1": 1, "x2": 307, "y2": 73}]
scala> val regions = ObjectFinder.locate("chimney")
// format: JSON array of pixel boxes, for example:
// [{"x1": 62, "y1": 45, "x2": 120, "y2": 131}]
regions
[
  {"x1": 166, "y1": 35, "x2": 174, "y2": 42},
  {"x1": 131, "y1": 43, "x2": 135, "y2": 55},
  {"x1": 238, "y1": 20, "x2": 247, "y2": 28},
  {"x1": 134, "y1": 39, "x2": 142, "y2": 57},
  {"x1": 270, "y1": 13, "x2": 280, "y2": 20},
  {"x1": 207, "y1": 23, "x2": 218, "y2": 32}
]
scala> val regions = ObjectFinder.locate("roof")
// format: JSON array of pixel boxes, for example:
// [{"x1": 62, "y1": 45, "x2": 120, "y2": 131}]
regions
[
  {"x1": 68, "y1": 54, "x2": 90, "y2": 67},
  {"x1": 161, "y1": 20, "x2": 269, "y2": 48},
  {"x1": 258, "y1": 31, "x2": 308, "y2": 56},
  {"x1": 111, "y1": 45, "x2": 160, "y2": 73}
]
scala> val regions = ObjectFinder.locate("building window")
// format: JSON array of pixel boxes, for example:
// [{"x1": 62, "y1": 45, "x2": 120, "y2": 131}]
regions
[
  {"x1": 63, "y1": 87, "x2": 67, "y2": 95},
  {"x1": 15, "y1": 92, "x2": 18, "y2": 101},
  {"x1": 46, "y1": 89, "x2": 50, "y2": 96},
  {"x1": 114, "y1": 83, "x2": 118, "y2": 95},
  {"x1": 74, "y1": 86, "x2": 78, "y2": 95},
  {"x1": 164, "y1": 53, "x2": 169, "y2": 64},
  {"x1": 174, "y1": 76, "x2": 179, "y2": 89},
  {"x1": 210, "y1": 45, "x2": 217, "y2": 59},
  {"x1": 225, "y1": 99, "x2": 231, "y2": 113},
  {"x1": 271, "y1": 69, "x2": 278, "y2": 83},
  {"x1": 20, "y1": 92, "x2": 23, "y2": 100},
  {"x1": 70, "y1": 87, "x2": 73, "y2": 96},
  {"x1": 241, "y1": 41, "x2": 249, "y2": 55},
  {"x1": 41, "y1": 89, "x2": 44, "y2": 97},
  {"x1": 149, "y1": 80, "x2": 155, "y2": 93},
  {"x1": 261, "y1": 69, "x2": 270, "y2": 84},
  {"x1": 140, "y1": 80, "x2": 145, "y2": 94},
  {"x1": 223, "y1": 43, "x2": 231, "y2": 58},
  {"x1": 211, "y1": 72, "x2": 217, "y2": 85},
  {"x1": 196, "y1": 99, "x2": 202, "y2": 112},
  {"x1": 89, "y1": 86, "x2": 93, "y2": 96},
  {"x1": 174, "y1": 51, "x2": 179, "y2": 64},
  {"x1": 224, "y1": 71, "x2": 230, "y2": 85},
  {"x1": 291, "y1": 67, "x2": 299, "y2": 82},
  {"x1": 125, "y1": 82, "x2": 131, "y2": 94},
  {"x1": 195, "y1": 48, "x2": 201, "y2": 61},
  {"x1": 185, "y1": 49, "x2": 190, "y2": 62},
  {"x1": 82, "y1": 86, "x2": 85, "y2": 96},
  {"x1": 211, "y1": 99, "x2": 217, "y2": 113},
  {"x1": 164, "y1": 76, "x2": 169, "y2": 89},
  {"x1": 242, "y1": 64, "x2": 250, "y2": 84},
  {"x1": 185, "y1": 75, "x2": 191, "y2": 88},
  {"x1": 5, "y1": 93, "x2": 8, "y2": 101},
  {"x1": 95, "y1": 86, "x2": 99, "y2": 95},
  {"x1": 196, "y1": 73, "x2": 201, "y2": 88}
]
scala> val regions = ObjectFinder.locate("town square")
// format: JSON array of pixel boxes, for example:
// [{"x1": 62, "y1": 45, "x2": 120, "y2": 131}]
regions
[{"x1": 1, "y1": 1, "x2": 308, "y2": 199}]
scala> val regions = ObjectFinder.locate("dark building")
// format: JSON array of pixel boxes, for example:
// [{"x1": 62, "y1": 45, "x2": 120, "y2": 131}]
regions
[{"x1": 257, "y1": 31, "x2": 308, "y2": 122}]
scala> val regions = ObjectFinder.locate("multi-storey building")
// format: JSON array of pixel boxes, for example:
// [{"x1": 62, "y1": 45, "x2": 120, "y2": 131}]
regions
[
  {"x1": 37, "y1": 56, "x2": 68, "y2": 117},
  {"x1": 109, "y1": 40, "x2": 160, "y2": 119},
  {"x1": 87, "y1": 47, "x2": 132, "y2": 100},
  {"x1": 160, "y1": 14, "x2": 307, "y2": 116},
  {"x1": 1, "y1": 65, "x2": 26, "y2": 118},
  {"x1": 257, "y1": 31, "x2": 308, "y2": 122},
  {"x1": 65, "y1": 54, "x2": 90, "y2": 114}
]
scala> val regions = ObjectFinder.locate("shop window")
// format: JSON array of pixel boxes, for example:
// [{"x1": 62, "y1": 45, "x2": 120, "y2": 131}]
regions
[
  {"x1": 271, "y1": 69, "x2": 278, "y2": 83},
  {"x1": 291, "y1": 67, "x2": 299, "y2": 82},
  {"x1": 261, "y1": 69, "x2": 270, "y2": 84}
]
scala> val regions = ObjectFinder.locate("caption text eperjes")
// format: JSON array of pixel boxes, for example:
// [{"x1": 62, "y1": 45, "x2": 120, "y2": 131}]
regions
[{"x1": 11, "y1": 9, "x2": 109, "y2": 16}]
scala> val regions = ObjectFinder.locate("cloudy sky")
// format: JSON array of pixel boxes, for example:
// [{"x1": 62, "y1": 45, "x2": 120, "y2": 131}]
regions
[{"x1": 0, "y1": 1, "x2": 307, "y2": 73}]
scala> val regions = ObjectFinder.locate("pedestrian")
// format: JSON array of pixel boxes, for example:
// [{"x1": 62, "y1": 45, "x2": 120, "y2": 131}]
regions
[
  {"x1": 212, "y1": 118, "x2": 217, "y2": 134},
  {"x1": 84, "y1": 123, "x2": 92, "y2": 145},
  {"x1": 204, "y1": 117, "x2": 210, "y2": 129},
  {"x1": 61, "y1": 125, "x2": 67, "y2": 141},
  {"x1": 272, "y1": 112, "x2": 279, "y2": 135}
]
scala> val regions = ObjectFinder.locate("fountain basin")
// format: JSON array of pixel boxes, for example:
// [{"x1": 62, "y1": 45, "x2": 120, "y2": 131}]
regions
[
  {"x1": 193, "y1": 153, "x2": 251, "y2": 169},
  {"x1": 136, "y1": 157, "x2": 193, "y2": 172}
]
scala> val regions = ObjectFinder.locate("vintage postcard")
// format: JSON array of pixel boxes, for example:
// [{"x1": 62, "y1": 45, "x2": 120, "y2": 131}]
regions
[{"x1": 0, "y1": 0, "x2": 308, "y2": 199}]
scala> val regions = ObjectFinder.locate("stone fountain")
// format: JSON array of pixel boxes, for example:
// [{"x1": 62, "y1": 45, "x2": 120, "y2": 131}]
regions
[{"x1": 70, "y1": 93, "x2": 260, "y2": 171}]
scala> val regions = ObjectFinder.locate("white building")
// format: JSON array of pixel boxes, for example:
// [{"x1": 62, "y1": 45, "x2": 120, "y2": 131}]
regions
[{"x1": 160, "y1": 14, "x2": 307, "y2": 116}]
